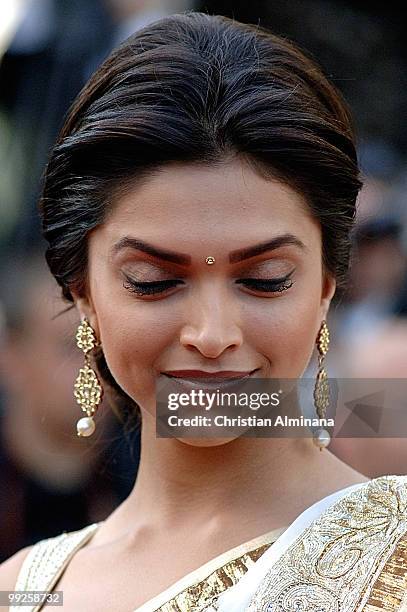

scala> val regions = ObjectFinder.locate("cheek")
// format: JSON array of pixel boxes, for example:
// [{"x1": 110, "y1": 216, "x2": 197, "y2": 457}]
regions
[
  {"x1": 94, "y1": 298, "x2": 178, "y2": 414},
  {"x1": 243, "y1": 289, "x2": 321, "y2": 377}
]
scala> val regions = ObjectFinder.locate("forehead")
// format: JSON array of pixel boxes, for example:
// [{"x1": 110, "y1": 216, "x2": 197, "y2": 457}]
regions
[{"x1": 95, "y1": 158, "x2": 320, "y2": 250}]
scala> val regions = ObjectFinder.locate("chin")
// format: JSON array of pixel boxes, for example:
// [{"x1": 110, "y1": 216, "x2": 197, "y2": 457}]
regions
[{"x1": 175, "y1": 436, "x2": 240, "y2": 448}]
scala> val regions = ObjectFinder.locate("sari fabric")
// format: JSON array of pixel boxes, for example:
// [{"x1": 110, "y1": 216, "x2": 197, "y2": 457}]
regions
[
  {"x1": 10, "y1": 522, "x2": 285, "y2": 612},
  {"x1": 242, "y1": 474, "x2": 407, "y2": 612},
  {"x1": 135, "y1": 529, "x2": 285, "y2": 611},
  {"x1": 11, "y1": 475, "x2": 407, "y2": 612}
]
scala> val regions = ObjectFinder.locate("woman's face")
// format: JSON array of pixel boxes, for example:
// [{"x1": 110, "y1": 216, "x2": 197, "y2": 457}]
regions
[{"x1": 75, "y1": 157, "x2": 336, "y2": 425}]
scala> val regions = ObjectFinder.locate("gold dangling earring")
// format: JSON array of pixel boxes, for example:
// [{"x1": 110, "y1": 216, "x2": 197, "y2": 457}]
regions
[
  {"x1": 74, "y1": 318, "x2": 103, "y2": 437},
  {"x1": 313, "y1": 319, "x2": 331, "y2": 451}
]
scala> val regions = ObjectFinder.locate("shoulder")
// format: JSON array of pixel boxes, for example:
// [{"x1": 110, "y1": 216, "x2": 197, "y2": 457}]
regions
[
  {"x1": 0, "y1": 522, "x2": 101, "y2": 594},
  {"x1": 0, "y1": 545, "x2": 35, "y2": 591}
]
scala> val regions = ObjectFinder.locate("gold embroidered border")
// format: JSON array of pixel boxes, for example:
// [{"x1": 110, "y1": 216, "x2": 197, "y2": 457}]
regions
[
  {"x1": 134, "y1": 527, "x2": 286, "y2": 612},
  {"x1": 156, "y1": 542, "x2": 272, "y2": 611},
  {"x1": 247, "y1": 475, "x2": 407, "y2": 612},
  {"x1": 362, "y1": 530, "x2": 407, "y2": 611}
]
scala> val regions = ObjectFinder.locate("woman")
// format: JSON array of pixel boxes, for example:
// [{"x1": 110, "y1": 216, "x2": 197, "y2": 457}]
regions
[{"x1": 1, "y1": 11, "x2": 406, "y2": 612}]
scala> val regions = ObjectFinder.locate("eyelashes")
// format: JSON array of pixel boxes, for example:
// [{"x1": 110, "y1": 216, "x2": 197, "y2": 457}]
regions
[
  {"x1": 123, "y1": 278, "x2": 180, "y2": 295},
  {"x1": 235, "y1": 275, "x2": 294, "y2": 293},
  {"x1": 122, "y1": 271, "x2": 295, "y2": 296}
]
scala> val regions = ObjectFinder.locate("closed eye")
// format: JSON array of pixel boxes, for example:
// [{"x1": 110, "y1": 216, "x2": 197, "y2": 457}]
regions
[
  {"x1": 236, "y1": 275, "x2": 294, "y2": 293},
  {"x1": 122, "y1": 270, "x2": 295, "y2": 296},
  {"x1": 122, "y1": 278, "x2": 182, "y2": 295}
]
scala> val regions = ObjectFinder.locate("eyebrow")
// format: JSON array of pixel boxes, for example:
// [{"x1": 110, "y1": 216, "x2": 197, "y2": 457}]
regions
[
  {"x1": 111, "y1": 233, "x2": 306, "y2": 266},
  {"x1": 229, "y1": 234, "x2": 306, "y2": 263}
]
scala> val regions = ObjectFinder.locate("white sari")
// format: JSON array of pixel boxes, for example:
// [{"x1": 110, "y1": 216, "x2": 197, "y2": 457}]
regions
[
  {"x1": 214, "y1": 482, "x2": 365, "y2": 611},
  {"x1": 11, "y1": 475, "x2": 407, "y2": 611},
  {"x1": 213, "y1": 474, "x2": 407, "y2": 612}
]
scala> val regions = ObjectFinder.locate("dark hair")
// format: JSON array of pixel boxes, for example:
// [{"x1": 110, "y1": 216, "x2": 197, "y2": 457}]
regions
[{"x1": 40, "y1": 11, "x2": 363, "y2": 421}]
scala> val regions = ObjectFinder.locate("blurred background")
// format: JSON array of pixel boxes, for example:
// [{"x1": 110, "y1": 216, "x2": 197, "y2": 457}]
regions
[{"x1": 0, "y1": 0, "x2": 406, "y2": 560}]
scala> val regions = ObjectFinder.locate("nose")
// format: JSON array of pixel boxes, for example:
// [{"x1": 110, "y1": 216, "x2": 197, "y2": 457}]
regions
[{"x1": 179, "y1": 289, "x2": 243, "y2": 359}]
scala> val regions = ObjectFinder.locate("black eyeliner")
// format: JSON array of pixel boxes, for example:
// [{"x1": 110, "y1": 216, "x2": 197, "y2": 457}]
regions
[{"x1": 122, "y1": 269, "x2": 295, "y2": 296}]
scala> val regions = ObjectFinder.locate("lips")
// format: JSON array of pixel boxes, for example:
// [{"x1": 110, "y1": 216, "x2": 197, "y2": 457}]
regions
[{"x1": 161, "y1": 369, "x2": 258, "y2": 389}]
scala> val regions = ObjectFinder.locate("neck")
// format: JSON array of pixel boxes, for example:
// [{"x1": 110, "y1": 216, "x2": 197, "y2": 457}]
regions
[{"x1": 116, "y1": 411, "x2": 366, "y2": 535}]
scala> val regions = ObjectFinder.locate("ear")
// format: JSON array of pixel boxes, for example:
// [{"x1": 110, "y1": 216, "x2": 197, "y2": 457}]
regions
[
  {"x1": 71, "y1": 291, "x2": 100, "y2": 340},
  {"x1": 320, "y1": 273, "x2": 336, "y2": 321}
]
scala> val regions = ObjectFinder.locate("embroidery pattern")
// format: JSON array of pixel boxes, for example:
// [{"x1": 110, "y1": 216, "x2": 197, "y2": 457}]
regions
[
  {"x1": 362, "y1": 530, "x2": 407, "y2": 611},
  {"x1": 247, "y1": 476, "x2": 407, "y2": 612}
]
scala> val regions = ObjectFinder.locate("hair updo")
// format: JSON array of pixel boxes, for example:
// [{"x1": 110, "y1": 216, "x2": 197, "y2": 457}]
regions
[{"x1": 40, "y1": 11, "x2": 363, "y2": 422}]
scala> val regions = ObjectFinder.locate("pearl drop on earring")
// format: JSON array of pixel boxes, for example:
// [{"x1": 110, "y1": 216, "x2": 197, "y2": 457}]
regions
[
  {"x1": 76, "y1": 416, "x2": 96, "y2": 437},
  {"x1": 313, "y1": 428, "x2": 331, "y2": 450}
]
